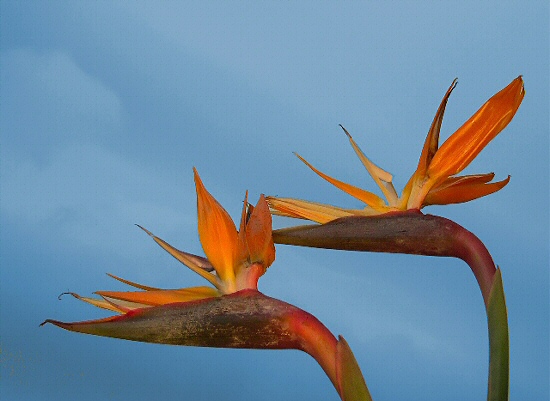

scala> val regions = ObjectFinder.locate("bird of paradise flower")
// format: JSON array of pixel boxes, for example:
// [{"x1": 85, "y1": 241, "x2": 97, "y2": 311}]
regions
[
  {"x1": 268, "y1": 76, "x2": 524, "y2": 223},
  {"x1": 43, "y1": 168, "x2": 372, "y2": 401},
  {"x1": 267, "y1": 77, "x2": 524, "y2": 401}
]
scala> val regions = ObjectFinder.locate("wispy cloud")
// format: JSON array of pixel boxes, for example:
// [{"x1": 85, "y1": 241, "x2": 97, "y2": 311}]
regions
[
  {"x1": 1, "y1": 50, "x2": 196, "y2": 259},
  {"x1": 1, "y1": 49, "x2": 121, "y2": 144}
]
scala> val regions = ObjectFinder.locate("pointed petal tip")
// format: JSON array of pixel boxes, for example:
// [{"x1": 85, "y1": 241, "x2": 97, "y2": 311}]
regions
[
  {"x1": 339, "y1": 124, "x2": 352, "y2": 139},
  {"x1": 507, "y1": 75, "x2": 525, "y2": 101},
  {"x1": 193, "y1": 168, "x2": 207, "y2": 192},
  {"x1": 193, "y1": 167, "x2": 208, "y2": 200},
  {"x1": 40, "y1": 319, "x2": 69, "y2": 329},
  {"x1": 57, "y1": 291, "x2": 84, "y2": 301},
  {"x1": 239, "y1": 190, "x2": 250, "y2": 230},
  {"x1": 135, "y1": 224, "x2": 154, "y2": 237},
  {"x1": 293, "y1": 152, "x2": 387, "y2": 210}
]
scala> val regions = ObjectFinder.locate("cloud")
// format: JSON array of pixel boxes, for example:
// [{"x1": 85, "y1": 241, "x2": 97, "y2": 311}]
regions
[
  {"x1": 265, "y1": 247, "x2": 481, "y2": 366},
  {"x1": 1, "y1": 141, "x2": 197, "y2": 259},
  {"x1": 1, "y1": 50, "x2": 198, "y2": 261},
  {"x1": 1, "y1": 49, "x2": 122, "y2": 154}
]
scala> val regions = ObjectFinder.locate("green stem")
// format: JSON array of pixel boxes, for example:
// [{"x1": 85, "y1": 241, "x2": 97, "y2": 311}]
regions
[{"x1": 273, "y1": 210, "x2": 510, "y2": 400}]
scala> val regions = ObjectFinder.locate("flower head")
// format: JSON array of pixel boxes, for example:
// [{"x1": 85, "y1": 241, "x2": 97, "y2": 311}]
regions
[
  {"x1": 268, "y1": 77, "x2": 524, "y2": 223},
  {"x1": 41, "y1": 171, "x2": 369, "y2": 399},
  {"x1": 58, "y1": 168, "x2": 275, "y2": 314}
]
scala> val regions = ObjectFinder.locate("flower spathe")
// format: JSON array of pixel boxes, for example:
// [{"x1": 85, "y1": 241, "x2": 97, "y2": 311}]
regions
[
  {"x1": 51, "y1": 168, "x2": 275, "y2": 314},
  {"x1": 268, "y1": 77, "x2": 525, "y2": 223}
]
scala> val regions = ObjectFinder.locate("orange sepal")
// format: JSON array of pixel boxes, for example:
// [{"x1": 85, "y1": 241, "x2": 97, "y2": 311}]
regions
[
  {"x1": 424, "y1": 174, "x2": 510, "y2": 206},
  {"x1": 96, "y1": 286, "x2": 220, "y2": 307},
  {"x1": 416, "y1": 79, "x2": 457, "y2": 178},
  {"x1": 402, "y1": 80, "x2": 457, "y2": 208},
  {"x1": 267, "y1": 196, "x2": 359, "y2": 224},
  {"x1": 235, "y1": 191, "x2": 251, "y2": 273},
  {"x1": 67, "y1": 292, "x2": 128, "y2": 313},
  {"x1": 194, "y1": 168, "x2": 239, "y2": 284},
  {"x1": 294, "y1": 153, "x2": 387, "y2": 210},
  {"x1": 106, "y1": 273, "x2": 160, "y2": 291},
  {"x1": 427, "y1": 76, "x2": 524, "y2": 186},
  {"x1": 245, "y1": 194, "x2": 275, "y2": 268}
]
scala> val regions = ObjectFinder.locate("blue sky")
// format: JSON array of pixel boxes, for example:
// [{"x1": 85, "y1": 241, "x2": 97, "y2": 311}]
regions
[{"x1": 1, "y1": 2, "x2": 548, "y2": 400}]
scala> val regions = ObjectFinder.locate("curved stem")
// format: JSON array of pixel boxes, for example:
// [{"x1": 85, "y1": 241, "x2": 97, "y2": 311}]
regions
[
  {"x1": 452, "y1": 227, "x2": 509, "y2": 401},
  {"x1": 273, "y1": 210, "x2": 510, "y2": 400},
  {"x1": 449, "y1": 222, "x2": 496, "y2": 307},
  {"x1": 285, "y1": 307, "x2": 340, "y2": 393}
]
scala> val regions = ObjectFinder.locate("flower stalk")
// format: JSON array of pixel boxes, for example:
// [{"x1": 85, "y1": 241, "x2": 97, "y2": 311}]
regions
[{"x1": 272, "y1": 211, "x2": 509, "y2": 400}]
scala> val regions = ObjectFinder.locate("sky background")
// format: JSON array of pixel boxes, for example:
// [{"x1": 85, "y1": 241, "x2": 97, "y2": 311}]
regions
[{"x1": 1, "y1": 2, "x2": 548, "y2": 401}]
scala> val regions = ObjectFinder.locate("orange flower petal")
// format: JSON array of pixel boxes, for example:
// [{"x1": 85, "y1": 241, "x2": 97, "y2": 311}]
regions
[
  {"x1": 98, "y1": 297, "x2": 151, "y2": 312},
  {"x1": 137, "y1": 225, "x2": 219, "y2": 288},
  {"x1": 294, "y1": 153, "x2": 387, "y2": 210},
  {"x1": 245, "y1": 194, "x2": 275, "y2": 268},
  {"x1": 67, "y1": 292, "x2": 127, "y2": 313},
  {"x1": 238, "y1": 191, "x2": 249, "y2": 234},
  {"x1": 235, "y1": 191, "x2": 251, "y2": 273},
  {"x1": 106, "y1": 273, "x2": 160, "y2": 291},
  {"x1": 430, "y1": 172, "x2": 497, "y2": 190},
  {"x1": 402, "y1": 80, "x2": 458, "y2": 208},
  {"x1": 340, "y1": 125, "x2": 398, "y2": 205},
  {"x1": 194, "y1": 168, "x2": 239, "y2": 285},
  {"x1": 424, "y1": 174, "x2": 510, "y2": 206},
  {"x1": 416, "y1": 79, "x2": 458, "y2": 178},
  {"x1": 427, "y1": 76, "x2": 524, "y2": 186},
  {"x1": 96, "y1": 286, "x2": 220, "y2": 306},
  {"x1": 267, "y1": 196, "x2": 375, "y2": 224}
]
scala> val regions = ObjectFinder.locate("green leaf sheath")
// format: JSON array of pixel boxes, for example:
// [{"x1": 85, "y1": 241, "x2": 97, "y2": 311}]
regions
[{"x1": 336, "y1": 336, "x2": 373, "y2": 401}]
